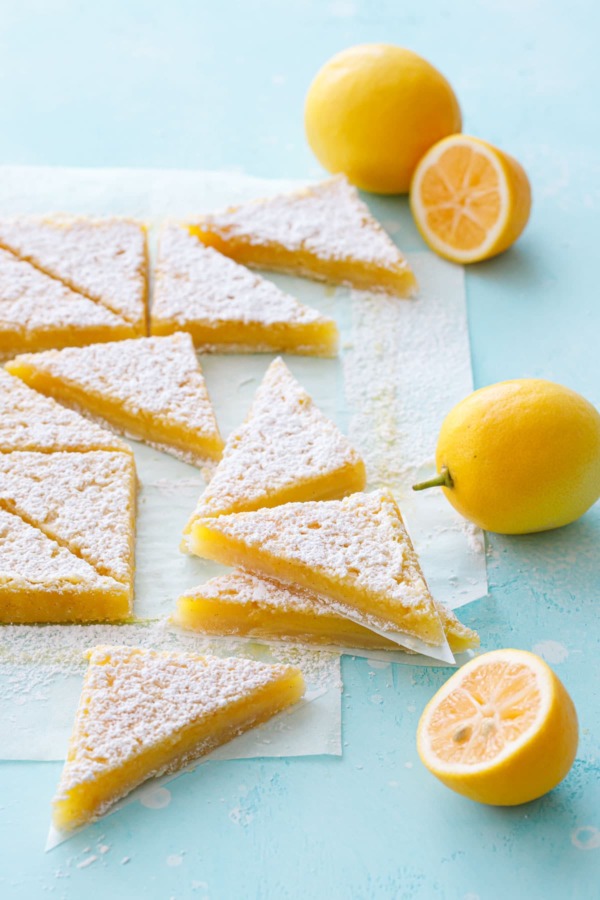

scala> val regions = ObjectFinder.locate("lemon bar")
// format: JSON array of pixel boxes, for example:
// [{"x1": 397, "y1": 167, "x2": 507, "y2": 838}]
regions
[
  {"x1": 0, "y1": 507, "x2": 129, "y2": 623},
  {"x1": 175, "y1": 570, "x2": 480, "y2": 654},
  {"x1": 6, "y1": 333, "x2": 223, "y2": 466},
  {"x1": 0, "y1": 450, "x2": 136, "y2": 592},
  {"x1": 189, "y1": 489, "x2": 447, "y2": 651},
  {"x1": 191, "y1": 176, "x2": 417, "y2": 297},
  {"x1": 52, "y1": 645, "x2": 305, "y2": 831},
  {"x1": 183, "y1": 357, "x2": 365, "y2": 534},
  {"x1": 151, "y1": 224, "x2": 339, "y2": 356}
]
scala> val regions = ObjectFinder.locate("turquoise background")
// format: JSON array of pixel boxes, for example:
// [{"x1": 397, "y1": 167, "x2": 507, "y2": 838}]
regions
[{"x1": 1, "y1": 1, "x2": 599, "y2": 898}]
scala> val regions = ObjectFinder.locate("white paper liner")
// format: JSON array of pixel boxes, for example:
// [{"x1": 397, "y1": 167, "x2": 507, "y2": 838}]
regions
[{"x1": 343, "y1": 252, "x2": 488, "y2": 611}]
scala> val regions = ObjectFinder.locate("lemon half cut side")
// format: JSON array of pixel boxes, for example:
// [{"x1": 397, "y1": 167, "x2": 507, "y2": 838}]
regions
[{"x1": 417, "y1": 648, "x2": 578, "y2": 806}]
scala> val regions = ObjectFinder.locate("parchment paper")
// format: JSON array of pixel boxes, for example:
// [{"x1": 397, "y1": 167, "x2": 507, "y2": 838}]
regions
[{"x1": 0, "y1": 166, "x2": 487, "y2": 776}]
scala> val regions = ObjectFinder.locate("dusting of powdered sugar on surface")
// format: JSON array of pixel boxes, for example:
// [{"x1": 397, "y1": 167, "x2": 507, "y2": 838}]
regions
[{"x1": 341, "y1": 252, "x2": 488, "y2": 609}]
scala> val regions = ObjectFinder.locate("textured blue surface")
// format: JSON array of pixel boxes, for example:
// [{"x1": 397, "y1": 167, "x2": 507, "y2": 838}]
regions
[{"x1": 0, "y1": 2, "x2": 599, "y2": 898}]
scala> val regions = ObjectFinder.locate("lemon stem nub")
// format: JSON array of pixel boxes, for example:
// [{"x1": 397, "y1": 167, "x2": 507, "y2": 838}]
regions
[{"x1": 412, "y1": 466, "x2": 454, "y2": 492}]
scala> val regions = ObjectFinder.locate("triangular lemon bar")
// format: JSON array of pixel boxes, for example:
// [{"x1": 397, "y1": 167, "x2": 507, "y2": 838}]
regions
[
  {"x1": 175, "y1": 570, "x2": 480, "y2": 655},
  {"x1": 0, "y1": 369, "x2": 129, "y2": 454},
  {"x1": 189, "y1": 489, "x2": 447, "y2": 653},
  {"x1": 191, "y1": 175, "x2": 417, "y2": 297},
  {"x1": 6, "y1": 333, "x2": 223, "y2": 466},
  {"x1": 0, "y1": 507, "x2": 129, "y2": 623},
  {"x1": 0, "y1": 216, "x2": 148, "y2": 333},
  {"x1": 52, "y1": 645, "x2": 305, "y2": 831},
  {"x1": 0, "y1": 247, "x2": 137, "y2": 358},
  {"x1": 0, "y1": 450, "x2": 136, "y2": 592},
  {"x1": 151, "y1": 224, "x2": 339, "y2": 356},
  {"x1": 183, "y1": 357, "x2": 365, "y2": 534}
]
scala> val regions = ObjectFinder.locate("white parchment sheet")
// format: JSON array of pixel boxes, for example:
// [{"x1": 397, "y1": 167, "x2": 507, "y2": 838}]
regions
[{"x1": 0, "y1": 166, "x2": 487, "y2": 779}]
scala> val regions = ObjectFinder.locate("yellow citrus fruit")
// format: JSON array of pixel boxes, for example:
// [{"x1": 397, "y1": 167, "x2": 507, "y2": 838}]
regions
[
  {"x1": 413, "y1": 379, "x2": 600, "y2": 534},
  {"x1": 417, "y1": 648, "x2": 579, "y2": 806},
  {"x1": 304, "y1": 44, "x2": 461, "y2": 195},
  {"x1": 410, "y1": 134, "x2": 531, "y2": 262}
]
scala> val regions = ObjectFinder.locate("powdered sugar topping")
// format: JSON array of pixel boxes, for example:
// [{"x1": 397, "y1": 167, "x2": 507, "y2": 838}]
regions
[
  {"x1": 0, "y1": 451, "x2": 135, "y2": 585},
  {"x1": 0, "y1": 369, "x2": 129, "y2": 453},
  {"x1": 0, "y1": 216, "x2": 147, "y2": 328}
]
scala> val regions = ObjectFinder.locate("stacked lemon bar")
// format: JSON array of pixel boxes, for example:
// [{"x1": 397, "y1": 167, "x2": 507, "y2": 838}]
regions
[
  {"x1": 177, "y1": 357, "x2": 477, "y2": 658},
  {"x1": 0, "y1": 178, "x2": 477, "y2": 833}
]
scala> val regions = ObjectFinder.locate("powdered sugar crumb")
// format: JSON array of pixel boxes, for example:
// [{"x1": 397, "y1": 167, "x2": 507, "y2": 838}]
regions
[{"x1": 459, "y1": 520, "x2": 486, "y2": 555}]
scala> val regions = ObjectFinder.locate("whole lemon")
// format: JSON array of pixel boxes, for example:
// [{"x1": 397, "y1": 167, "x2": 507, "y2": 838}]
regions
[
  {"x1": 413, "y1": 379, "x2": 600, "y2": 534},
  {"x1": 304, "y1": 44, "x2": 462, "y2": 194}
]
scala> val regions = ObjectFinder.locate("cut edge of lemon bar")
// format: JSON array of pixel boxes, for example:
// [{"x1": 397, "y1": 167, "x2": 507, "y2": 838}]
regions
[{"x1": 174, "y1": 569, "x2": 480, "y2": 654}]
